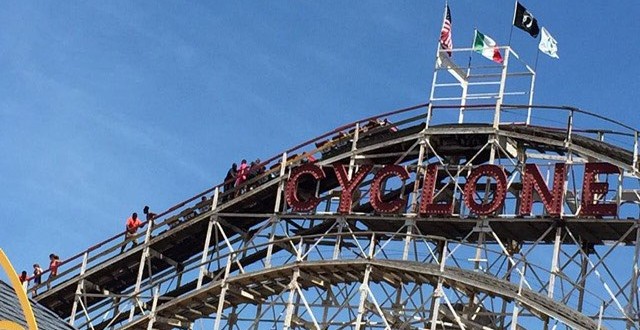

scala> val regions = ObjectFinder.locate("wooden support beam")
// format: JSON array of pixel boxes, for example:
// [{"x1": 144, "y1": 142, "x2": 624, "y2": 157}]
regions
[{"x1": 149, "y1": 248, "x2": 181, "y2": 268}]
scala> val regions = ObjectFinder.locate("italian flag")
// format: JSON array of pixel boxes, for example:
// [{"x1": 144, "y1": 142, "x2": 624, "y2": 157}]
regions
[{"x1": 473, "y1": 30, "x2": 503, "y2": 64}]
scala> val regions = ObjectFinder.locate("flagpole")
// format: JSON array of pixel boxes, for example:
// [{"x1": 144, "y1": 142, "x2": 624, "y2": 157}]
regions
[
  {"x1": 463, "y1": 28, "x2": 475, "y2": 123},
  {"x1": 435, "y1": 0, "x2": 449, "y2": 66},
  {"x1": 508, "y1": 0, "x2": 518, "y2": 46},
  {"x1": 468, "y1": 28, "x2": 476, "y2": 69},
  {"x1": 439, "y1": 0, "x2": 448, "y2": 51},
  {"x1": 434, "y1": 0, "x2": 449, "y2": 66},
  {"x1": 427, "y1": 0, "x2": 450, "y2": 128}
]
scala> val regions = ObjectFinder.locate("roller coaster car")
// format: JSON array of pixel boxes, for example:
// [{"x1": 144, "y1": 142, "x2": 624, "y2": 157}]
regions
[
  {"x1": 195, "y1": 198, "x2": 211, "y2": 213},
  {"x1": 319, "y1": 120, "x2": 401, "y2": 157},
  {"x1": 179, "y1": 207, "x2": 197, "y2": 221},
  {"x1": 315, "y1": 140, "x2": 329, "y2": 149},
  {"x1": 164, "y1": 214, "x2": 181, "y2": 228},
  {"x1": 164, "y1": 208, "x2": 197, "y2": 229}
]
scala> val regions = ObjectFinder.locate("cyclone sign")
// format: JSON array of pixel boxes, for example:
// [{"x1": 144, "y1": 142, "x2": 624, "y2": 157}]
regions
[
  {"x1": 285, "y1": 162, "x2": 621, "y2": 217},
  {"x1": 0, "y1": 249, "x2": 38, "y2": 330}
]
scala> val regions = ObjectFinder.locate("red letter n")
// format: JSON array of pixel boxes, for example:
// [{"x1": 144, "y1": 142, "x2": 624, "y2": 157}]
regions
[{"x1": 519, "y1": 163, "x2": 566, "y2": 217}]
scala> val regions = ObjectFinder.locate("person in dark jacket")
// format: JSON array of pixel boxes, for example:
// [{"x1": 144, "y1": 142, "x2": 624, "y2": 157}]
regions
[{"x1": 223, "y1": 163, "x2": 237, "y2": 201}]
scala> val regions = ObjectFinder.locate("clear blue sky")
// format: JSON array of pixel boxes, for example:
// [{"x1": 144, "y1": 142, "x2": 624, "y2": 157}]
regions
[{"x1": 1, "y1": 1, "x2": 638, "y2": 276}]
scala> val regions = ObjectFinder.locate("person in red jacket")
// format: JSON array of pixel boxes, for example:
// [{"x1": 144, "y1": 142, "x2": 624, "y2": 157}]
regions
[
  {"x1": 120, "y1": 212, "x2": 145, "y2": 253},
  {"x1": 18, "y1": 271, "x2": 28, "y2": 292},
  {"x1": 48, "y1": 254, "x2": 61, "y2": 277},
  {"x1": 47, "y1": 253, "x2": 61, "y2": 289}
]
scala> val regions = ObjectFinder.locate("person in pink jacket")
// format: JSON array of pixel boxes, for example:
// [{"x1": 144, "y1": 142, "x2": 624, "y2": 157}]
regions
[{"x1": 235, "y1": 159, "x2": 249, "y2": 197}]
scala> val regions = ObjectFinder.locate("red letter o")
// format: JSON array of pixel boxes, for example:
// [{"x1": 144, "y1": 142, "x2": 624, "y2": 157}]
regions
[{"x1": 464, "y1": 165, "x2": 507, "y2": 216}]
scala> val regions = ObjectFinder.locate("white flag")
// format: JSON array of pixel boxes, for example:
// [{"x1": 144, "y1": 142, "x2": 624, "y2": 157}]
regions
[{"x1": 539, "y1": 27, "x2": 559, "y2": 59}]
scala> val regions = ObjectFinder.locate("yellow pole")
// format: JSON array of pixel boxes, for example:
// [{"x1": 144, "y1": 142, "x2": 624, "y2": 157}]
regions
[{"x1": 0, "y1": 249, "x2": 38, "y2": 330}]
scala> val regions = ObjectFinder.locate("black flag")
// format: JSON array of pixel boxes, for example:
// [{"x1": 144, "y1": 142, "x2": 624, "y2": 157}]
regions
[{"x1": 514, "y1": 2, "x2": 540, "y2": 38}]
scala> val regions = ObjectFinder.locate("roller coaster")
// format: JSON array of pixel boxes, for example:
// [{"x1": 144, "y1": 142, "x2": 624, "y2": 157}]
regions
[{"x1": 29, "y1": 47, "x2": 640, "y2": 329}]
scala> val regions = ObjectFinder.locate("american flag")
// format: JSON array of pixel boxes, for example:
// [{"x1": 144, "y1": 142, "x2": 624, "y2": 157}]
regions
[{"x1": 440, "y1": 5, "x2": 452, "y2": 56}]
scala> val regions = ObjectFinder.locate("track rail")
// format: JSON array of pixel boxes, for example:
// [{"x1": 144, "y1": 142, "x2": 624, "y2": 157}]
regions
[{"x1": 118, "y1": 259, "x2": 600, "y2": 330}]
